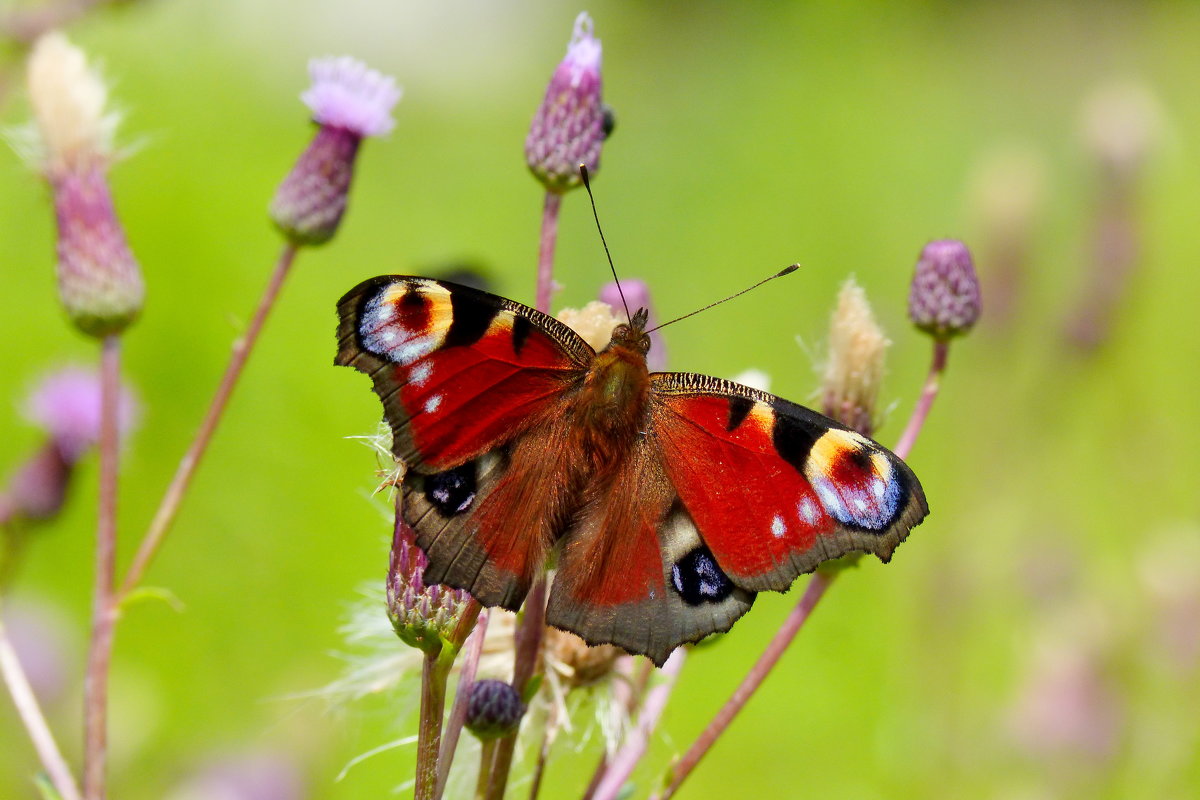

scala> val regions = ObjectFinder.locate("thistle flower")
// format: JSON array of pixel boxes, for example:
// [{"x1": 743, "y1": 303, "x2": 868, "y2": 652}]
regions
[
  {"x1": 908, "y1": 240, "x2": 982, "y2": 340},
  {"x1": 25, "y1": 32, "x2": 143, "y2": 338},
  {"x1": 822, "y1": 279, "x2": 890, "y2": 437},
  {"x1": 465, "y1": 679, "x2": 525, "y2": 740},
  {"x1": 525, "y1": 12, "x2": 609, "y2": 192},
  {"x1": 387, "y1": 515, "x2": 471, "y2": 655},
  {"x1": 2, "y1": 367, "x2": 136, "y2": 526},
  {"x1": 557, "y1": 300, "x2": 623, "y2": 352},
  {"x1": 270, "y1": 56, "x2": 401, "y2": 245}
]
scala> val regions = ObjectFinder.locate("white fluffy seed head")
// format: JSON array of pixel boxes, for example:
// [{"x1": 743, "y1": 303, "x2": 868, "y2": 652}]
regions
[{"x1": 26, "y1": 32, "x2": 118, "y2": 172}]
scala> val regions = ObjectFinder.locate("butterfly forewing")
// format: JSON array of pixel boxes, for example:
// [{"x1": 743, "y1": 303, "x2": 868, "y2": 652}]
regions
[{"x1": 649, "y1": 373, "x2": 928, "y2": 592}]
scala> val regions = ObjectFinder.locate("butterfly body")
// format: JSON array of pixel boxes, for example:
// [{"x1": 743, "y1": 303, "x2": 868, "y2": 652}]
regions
[{"x1": 337, "y1": 276, "x2": 927, "y2": 665}]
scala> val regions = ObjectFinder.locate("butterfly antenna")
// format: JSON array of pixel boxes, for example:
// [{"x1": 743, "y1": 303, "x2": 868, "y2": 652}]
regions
[
  {"x1": 644, "y1": 264, "x2": 801, "y2": 335},
  {"x1": 579, "y1": 164, "x2": 632, "y2": 322}
]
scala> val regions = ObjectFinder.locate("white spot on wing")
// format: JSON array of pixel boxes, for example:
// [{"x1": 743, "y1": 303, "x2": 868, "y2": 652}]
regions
[
  {"x1": 799, "y1": 497, "x2": 820, "y2": 525},
  {"x1": 771, "y1": 514, "x2": 787, "y2": 538},
  {"x1": 424, "y1": 395, "x2": 443, "y2": 414},
  {"x1": 409, "y1": 362, "x2": 433, "y2": 386}
]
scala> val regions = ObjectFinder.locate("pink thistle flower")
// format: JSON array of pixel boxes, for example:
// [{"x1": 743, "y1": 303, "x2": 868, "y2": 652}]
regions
[
  {"x1": 525, "y1": 12, "x2": 611, "y2": 192},
  {"x1": 908, "y1": 239, "x2": 982, "y2": 340},
  {"x1": 270, "y1": 56, "x2": 401, "y2": 245},
  {"x1": 22, "y1": 367, "x2": 137, "y2": 461},
  {"x1": 387, "y1": 516, "x2": 471, "y2": 655}
]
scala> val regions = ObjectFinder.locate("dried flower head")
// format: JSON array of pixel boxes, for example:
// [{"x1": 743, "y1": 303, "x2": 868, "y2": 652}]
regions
[
  {"x1": 25, "y1": 32, "x2": 117, "y2": 172},
  {"x1": 25, "y1": 33, "x2": 144, "y2": 337},
  {"x1": 544, "y1": 628, "x2": 621, "y2": 690},
  {"x1": 557, "y1": 300, "x2": 623, "y2": 351},
  {"x1": 270, "y1": 56, "x2": 401, "y2": 245},
  {"x1": 525, "y1": 12, "x2": 609, "y2": 192},
  {"x1": 822, "y1": 279, "x2": 890, "y2": 437},
  {"x1": 1081, "y1": 80, "x2": 1162, "y2": 181},
  {"x1": 465, "y1": 679, "x2": 526, "y2": 740},
  {"x1": 908, "y1": 239, "x2": 982, "y2": 340}
]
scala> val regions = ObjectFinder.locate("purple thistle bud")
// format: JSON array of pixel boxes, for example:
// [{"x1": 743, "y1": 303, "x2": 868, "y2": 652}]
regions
[
  {"x1": 270, "y1": 57, "x2": 401, "y2": 245},
  {"x1": 464, "y1": 679, "x2": 525, "y2": 740},
  {"x1": 386, "y1": 516, "x2": 470, "y2": 654},
  {"x1": 25, "y1": 33, "x2": 143, "y2": 338},
  {"x1": 525, "y1": 13, "x2": 609, "y2": 192},
  {"x1": 908, "y1": 239, "x2": 982, "y2": 339},
  {"x1": 599, "y1": 279, "x2": 667, "y2": 371},
  {"x1": 51, "y1": 168, "x2": 145, "y2": 336}
]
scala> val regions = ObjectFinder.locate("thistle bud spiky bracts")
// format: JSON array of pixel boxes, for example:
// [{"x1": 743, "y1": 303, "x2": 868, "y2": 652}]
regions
[
  {"x1": 25, "y1": 33, "x2": 143, "y2": 338},
  {"x1": 386, "y1": 515, "x2": 471, "y2": 655},
  {"x1": 464, "y1": 679, "x2": 526, "y2": 740},
  {"x1": 270, "y1": 56, "x2": 401, "y2": 245},
  {"x1": 908, "y1": 239, "x2": 982, "y2": 340},
  {"x1": 525, "y1": 13, "x2": 609, "y2": 192}
]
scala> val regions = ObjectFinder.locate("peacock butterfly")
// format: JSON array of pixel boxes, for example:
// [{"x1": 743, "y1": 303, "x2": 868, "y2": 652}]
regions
[{"x1": 335, "y1": 273, "x2": 928, "y2": 665}]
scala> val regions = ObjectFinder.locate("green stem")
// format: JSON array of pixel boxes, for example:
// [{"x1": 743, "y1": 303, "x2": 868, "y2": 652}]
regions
[{"x1": 416, "y1": 647, "x2": 452, "y2": 800}]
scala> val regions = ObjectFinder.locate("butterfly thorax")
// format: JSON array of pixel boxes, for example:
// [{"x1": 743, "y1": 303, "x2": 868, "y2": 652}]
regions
[{"x1": 571, "y1": 313, "x2": 652, "y2": 472}]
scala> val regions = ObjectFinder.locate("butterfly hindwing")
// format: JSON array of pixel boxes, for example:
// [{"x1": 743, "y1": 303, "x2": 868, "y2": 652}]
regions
[
  {"x1": 335, "y1": 276, "x2": 594, "y2": 471},
  {"x1": 546, "y1": 438, "x2": 755, "y2": 666},
  {"x1": 649, "y1": 373, "x2": 928, "y2": 593}
]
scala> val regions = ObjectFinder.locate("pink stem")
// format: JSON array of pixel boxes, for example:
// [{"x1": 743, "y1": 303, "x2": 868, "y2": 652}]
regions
[
  {"x1": 593, "y1": 649, "x2": 686, "y2": 800},
  {"x1": 83, "y1": 335, "x2": 120, "y2": 800},
  {"x1": 893, "y1": 338, "x2": 948, "y2": 461},
  {"x1": 118, "y1": 243, "x2": 299, "y2": 599},
  {"x1": 434, "y1": 608, "x2": 490, "y2": 800},
  {"x1": 535, "y1": 192, "x2": 562, "y2": 313},
  {"x1": 0, "y1": 618, "x2": 82, "y2": 800}
]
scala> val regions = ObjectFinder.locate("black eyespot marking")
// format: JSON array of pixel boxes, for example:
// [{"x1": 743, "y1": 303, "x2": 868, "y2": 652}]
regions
[
  {"x1": 424, "y1": 462, "x2": 477, "y2": 516},
  {"x1": 849, "y1": 446, "x2": 873, "y2": 470},
  {"x1": 512, "y1": 315, "x2": 532, "y2": 357},
  {"x1": 771, "y1": 407, "x2": 824, "y2": 475},
  {"x1": 401, "y1": 284, "x2": 426, "y2": 307},
  {"x1": 671, "y1": 546, "x2": 734, "y2": 606},
  {"x1": 444, "y1": 292, "x2": 500, "y2": 348},
  {"x1": 726, "y1": 396, "x2": 753, "y2": 431}
]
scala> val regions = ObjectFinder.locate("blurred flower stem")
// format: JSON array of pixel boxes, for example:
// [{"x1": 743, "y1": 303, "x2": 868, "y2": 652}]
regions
[
  {"x1": 417, "y1": 647, "x2": 453, "y2": 800},
  {"x1": 83, "y1": 334, "x2": 121, "y2": 800},
  {"x1": 434, "y1": 608, "x2": 489, "y2": 800},
  {"x1": 0, "y1": 617, "x2": 81, "y2": 800},
  {"x1": 117, "y1": 243, "x2": 299, "y2": 599},
  {"x1": 536, "y1": 193, "x2": 562, "y2": 312},
  {"x1": 893, "y1": 338, "x2": 948, "y2": 460}
]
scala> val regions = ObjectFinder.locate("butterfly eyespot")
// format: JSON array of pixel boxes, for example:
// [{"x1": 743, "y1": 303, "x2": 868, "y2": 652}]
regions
[
  {"x1": 670, "y1": 546, "x2": 735, "y2": 606},
  {"x1": 424, "y1": 462, "x2": 477, "y2": 516}
]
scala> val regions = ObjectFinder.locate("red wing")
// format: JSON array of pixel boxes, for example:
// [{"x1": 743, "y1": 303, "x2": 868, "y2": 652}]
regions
[
  {"x1": 336, "y1": 276, "x2": 593, "y2": 472},
  {"x1": 649, "y1": 373, "x2": 928, "y2": 592},
  {"x1": 546, "y1": 437, "x2": 754, "y2": 666}
]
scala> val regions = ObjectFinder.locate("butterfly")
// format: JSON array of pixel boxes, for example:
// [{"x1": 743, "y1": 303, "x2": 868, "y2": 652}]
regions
[{"x1": 336, "y1": 276, "x2": 928, "y2": 665}]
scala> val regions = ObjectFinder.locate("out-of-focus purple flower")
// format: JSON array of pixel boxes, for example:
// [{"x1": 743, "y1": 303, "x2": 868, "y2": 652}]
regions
[
  {"x1": 908, "y1": 239, "x2": 982, "y2": 340},
  {"x1": 25, "y1": 33, "x2": 144, "y2": 337},
  {"x1": 599, "y1": 279, "x2": 666, "y2": 370},
  {"x1": 1, "y1": 598, "x2": 73, "y2": 704},
  {"x1": 23, "y1": 366, "x2": 137, "y2": 461},
  {"x1": 525, "y1": 12, "x2": 610, "y2": 192},
  {"x1": 270, "y1": 57, "x2": 401, "y2": 245},
  {"x1": 164, "y1": 751, "x2": 306, "y2": 800},
  {"x1": 465, "y1": 679, "x2": 525, "y2": 740},
  {"x1": 388, "y1": 516, "x2": 471, "y2": 655}
]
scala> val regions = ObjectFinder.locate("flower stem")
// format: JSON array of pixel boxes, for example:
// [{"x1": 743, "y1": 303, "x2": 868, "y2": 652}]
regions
[
  {"x1": 83, "y1": 334, "x2": 120, "y2": 800},
  {"x1": 656, "y1": 338, "x2": 953, "y2": 800},
  {"x1": 118, "y1": 243, "x2": 299, "y2": 599},
  {"x1": 535, "y1": 192, "x2": 562, "y2": 313},
  {"x1": 475, "y1": 739, "x2": 497, "y2": 800},
  {"x1": 893, "y1": 338, "x2": 948, "y2": 461},
  {"x1": 593, "y1": 648, "x2": 685, "y2": 800},
  {"x1": 434, "y1": 607, "x2": 489, "y2": 800},
  {"x1": 416, "y1": 647, "x2": 452, "y2": 800},
  {"x1": 0, "y1": 616, "x2": 82, "y2": 800}
]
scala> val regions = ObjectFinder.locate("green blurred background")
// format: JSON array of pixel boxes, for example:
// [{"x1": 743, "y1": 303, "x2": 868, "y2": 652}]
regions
[{"x1": 2, "y1": 0, "x2": 1199, "y2": 797}]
